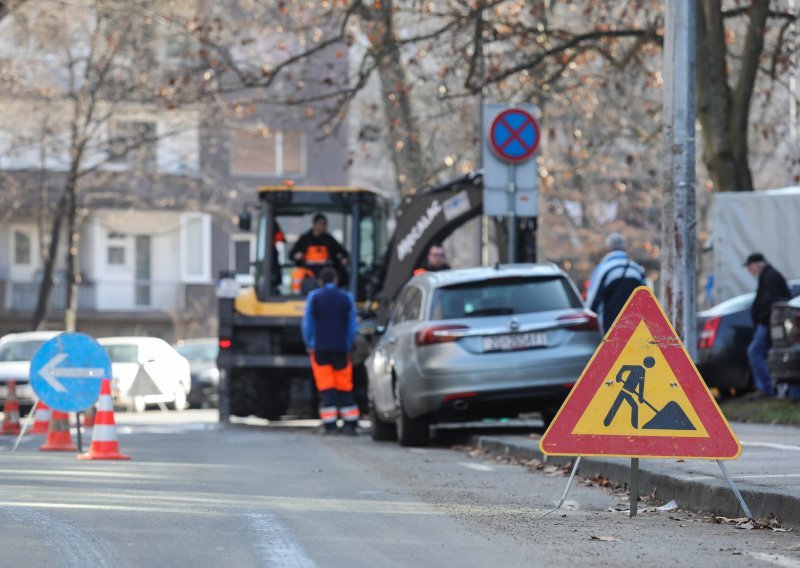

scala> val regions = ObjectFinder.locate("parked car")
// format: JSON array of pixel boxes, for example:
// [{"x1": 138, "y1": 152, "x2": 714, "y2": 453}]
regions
[
  {"x1": 99, "y1": 337, "x2": 191, "y2": 412},
  {"x1": 174, "y1": 338, "x2": 219, "y2": 408},
  {"x1": 767, "y1": 296, "x2": 800, "y2": 386},
  {"x1": 367, "y1": 264, "x2": 602, "y2": 446},
  {"x1": 0, "y1": 331, "x2": 64, "y2": 410},
  {"x1": 696, "y1": 281, "x2": 800, "y2": 395}
]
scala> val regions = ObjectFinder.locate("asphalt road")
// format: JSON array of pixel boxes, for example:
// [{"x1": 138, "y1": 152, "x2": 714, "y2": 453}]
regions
[{"x1": 1, "y1": 410, "x2": 799, "y2": 567}]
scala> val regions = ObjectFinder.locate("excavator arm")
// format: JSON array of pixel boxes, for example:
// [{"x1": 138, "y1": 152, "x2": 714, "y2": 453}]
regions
[{"x1": 366, "y1": 171, "x2": 484, "y2": 315}]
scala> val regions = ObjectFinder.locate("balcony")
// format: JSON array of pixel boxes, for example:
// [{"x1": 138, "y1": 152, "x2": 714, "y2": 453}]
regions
[{"x1": 1, "y1": 279, "x2": 215, "y2": 314}]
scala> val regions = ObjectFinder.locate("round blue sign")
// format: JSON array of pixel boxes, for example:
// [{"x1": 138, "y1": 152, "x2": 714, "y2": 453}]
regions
[
  {"x1": 30, "y1": 333, "x2": 111, "y2": 412},
  {"x1": 489, "y1": 108, "x2": 540, "y2": 163}
]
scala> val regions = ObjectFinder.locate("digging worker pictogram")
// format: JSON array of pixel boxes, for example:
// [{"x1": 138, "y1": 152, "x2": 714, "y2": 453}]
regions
[
  {"x1": 604, "y1": 357, "x2": 655, "y2": 429},
  {"x1": 302, "y1": 267, "x2": 359, "y2": 435}
]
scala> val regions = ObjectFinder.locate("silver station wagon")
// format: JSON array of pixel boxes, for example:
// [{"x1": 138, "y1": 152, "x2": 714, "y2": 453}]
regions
[{"x1": 367, "y1": 264, "x2": 602, "y2": 446}]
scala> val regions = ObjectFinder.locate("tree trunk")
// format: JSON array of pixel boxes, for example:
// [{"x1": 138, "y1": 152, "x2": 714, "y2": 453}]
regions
[
  {"x1": 63, "y1": 179, "x2": 78, "y2": 332},
  {"x1": 31, "y1": 191, "x2": 67, "y2": 330},
  {"x1": 695, "y1": 0, "x2": 768, "y2": 192},
  {"x1": 360, "y1": 0, "x2": 427, "y2": 195}
]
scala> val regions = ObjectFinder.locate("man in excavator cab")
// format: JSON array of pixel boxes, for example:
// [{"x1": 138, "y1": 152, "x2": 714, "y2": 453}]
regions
[
  {"x1": 289, "y1": 213, "x2": 349, "y2": 294},
  {"x1": 413, "y1": 243, "x2": 451, "y2": 276}
]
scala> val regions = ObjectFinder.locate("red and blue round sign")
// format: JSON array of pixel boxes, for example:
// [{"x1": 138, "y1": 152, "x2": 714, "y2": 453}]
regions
[{"x1": 489, "y1": 108, "x2": 540, "y2": 163}]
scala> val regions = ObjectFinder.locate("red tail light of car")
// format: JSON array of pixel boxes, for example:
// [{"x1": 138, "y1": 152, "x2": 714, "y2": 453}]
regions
[
  {"x1": 557, "y1": 311, "x2": 600, "y2": 331},
  {"x1": 698, "y1": 316, "x2": 721, "y2": 350},
  {"x1": 415, "y1": 325, "x2": 469, "y2": 347},
  {"x1": 219, "y1": 338, "x2": 232, "y2": 350}
]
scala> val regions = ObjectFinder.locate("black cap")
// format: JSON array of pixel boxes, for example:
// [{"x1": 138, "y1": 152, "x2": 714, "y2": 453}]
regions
[{"x1": 743, "y1": 253, "x2": 766, "y2": 266}]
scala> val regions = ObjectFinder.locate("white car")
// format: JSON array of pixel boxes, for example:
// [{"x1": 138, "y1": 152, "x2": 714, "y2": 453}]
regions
[
  {"x1": 98, "y1": 337, "x2": 191, "y2": 412},
  {"x1": 0, "y1": 331, "x2": 64, "y2": 408}
]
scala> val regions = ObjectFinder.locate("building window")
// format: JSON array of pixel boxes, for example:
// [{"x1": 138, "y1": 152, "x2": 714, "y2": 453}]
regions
[
  {"x1": 107, "y1": 232, "x2": 126, "y2": 266},
  {"x1": 231, "y1": 128, "x2": 305, "y2": 177},
  {"x1": 109, "y1": 121, "x2": 157, "y2": 168},
  {"x1": 13, "y1": 230, "x2": 31, "y2": 265},
  {"x1": 180, "y1": 213, "x2": 211, "y2": 282}
]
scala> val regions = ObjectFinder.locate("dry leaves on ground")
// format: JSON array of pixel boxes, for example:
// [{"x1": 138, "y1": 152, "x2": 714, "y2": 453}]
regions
[{"x1": 707, "y1": 514, "x2": 791, "y2": 532}]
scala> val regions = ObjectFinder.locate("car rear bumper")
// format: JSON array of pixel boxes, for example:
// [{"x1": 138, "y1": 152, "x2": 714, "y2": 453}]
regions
[
  {"x1": 402, "y1": 357, "x2": 588, "y2": 418},
  {"x1": 768, "y1": 346, "x2": 800, "y2": 384}
]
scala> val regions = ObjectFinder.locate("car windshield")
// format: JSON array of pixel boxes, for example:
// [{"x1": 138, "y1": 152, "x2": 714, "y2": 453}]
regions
[
  {"x1": 0, "y1": 340, "x2": 47, "y2": 362},
  {"x1": 176, "y1": 343, "x2": 218, "y2": 362},
  {"x1": 103, "y1": 345, "x2": 139, "y2": 364},
  {"x1": 431, "y1": 276, "x2": 582, "y2": 320}
]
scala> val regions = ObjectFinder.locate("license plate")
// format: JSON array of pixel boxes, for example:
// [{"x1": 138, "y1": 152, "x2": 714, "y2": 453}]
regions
[
  {"x1": 483, "y1": 332, "x2": 547, "y2": 353},
  {"x1": 772, "y1": 325, "x2": 785, "y2": 341}
]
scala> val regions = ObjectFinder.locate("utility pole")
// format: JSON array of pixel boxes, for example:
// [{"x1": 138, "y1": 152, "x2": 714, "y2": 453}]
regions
[{"x1": 661, "y1": 0, "x2": 697, "y2": 357}]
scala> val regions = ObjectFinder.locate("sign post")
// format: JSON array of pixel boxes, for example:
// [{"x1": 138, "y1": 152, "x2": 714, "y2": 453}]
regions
[
  {"x1": 482, "y1": 104, "x2": 540, "y2": 262},
  {"x1": 539, "y1": 288, "x2": 750, "y2": 519}
]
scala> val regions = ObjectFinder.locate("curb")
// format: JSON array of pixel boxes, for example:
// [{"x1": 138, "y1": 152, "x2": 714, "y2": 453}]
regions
[{"x1": 471, "y1": 435, "x2": 800, "y2": 528}]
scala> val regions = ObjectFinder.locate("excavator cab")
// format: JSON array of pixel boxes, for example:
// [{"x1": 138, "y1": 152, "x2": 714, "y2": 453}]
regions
[{"x1": 253, "y1": 186, "x2": 389, "y2": 302}]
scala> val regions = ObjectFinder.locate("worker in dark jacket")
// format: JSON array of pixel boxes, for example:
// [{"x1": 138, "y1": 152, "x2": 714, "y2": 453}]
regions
[
  {"x1": 413, "y1": 244, "x2": 451, "y2": 276},
  {"x1": 302, "y1": 267, "x2": 359, "y2": 435},
  {"x1": 745, "y1": 253, "x2": 791, "y2": 398}
]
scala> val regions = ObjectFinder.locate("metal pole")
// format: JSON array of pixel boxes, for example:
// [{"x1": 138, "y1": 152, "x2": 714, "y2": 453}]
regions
[
  {"x1": 11, "y1": 397, "x2": 37, "y2": 453},
  {"x1": 539, "y1": 456, "x2": 581, "y2": 519},
  {"x1": 476, "y1": 5, "x2": 485, "y2": 267},
  {"x1": 661, "y1": 0, "x2": 698, "y2": 357},
  {"x1": 629, "y1": 458, "x2": 640, "y2": 517},
  {"x1": 75, "y1": 412, "x2": 83, "y2": 453},
  {"x1": 717, "y1": 460, "x2": 754, "y2": 519},
  {"x1": 508, "y1": 165, "x2": 517, "y2": 262}
]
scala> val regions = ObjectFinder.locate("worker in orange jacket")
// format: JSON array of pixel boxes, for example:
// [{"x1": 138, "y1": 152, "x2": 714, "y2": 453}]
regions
[{"x1": 290, "y1": 214, "x2": 349, "y2": 293}]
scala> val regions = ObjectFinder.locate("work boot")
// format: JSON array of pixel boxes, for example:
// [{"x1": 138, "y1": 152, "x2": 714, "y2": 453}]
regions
[
  {"x1": 341, "y1": 423, "x2": 358, "y2": 437},
  {"x1": 319, "y1": 425, "x2": 339, "y2": 435}
]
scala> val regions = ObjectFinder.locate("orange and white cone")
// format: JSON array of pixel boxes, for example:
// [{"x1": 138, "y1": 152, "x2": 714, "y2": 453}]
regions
[
  {"x1": 78, "y1": 379, "x2": 129, "y2": 460},
  {"x1": 30, "y1": 400, "x2": 52, "y2": 434},
  {"x1": 82, "y1": 405, "x2": 97, "y2": 428},
  {"x1": 40, "y1": 410, "x2": 77, "y2": 451},
  {"x1": 1, "y1": 380, "x2": 22, "y2": 435}
]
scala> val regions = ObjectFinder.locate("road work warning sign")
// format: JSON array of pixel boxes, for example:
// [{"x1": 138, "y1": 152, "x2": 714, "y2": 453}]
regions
[{"x1": 541, "y1": 287, "x2": 741, "y2": 460}]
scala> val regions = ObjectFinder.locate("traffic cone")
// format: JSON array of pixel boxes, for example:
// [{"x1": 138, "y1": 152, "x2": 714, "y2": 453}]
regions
[
  {"x1": 82, "y1": 405, "x2": 96, "y2": 428},
  {"x1": 40, "y1": 410, "x2": 77, "y2": 451},
  {"x1": 1, "y1": 380, "x2": 22, "y2": 435},
  {"x1": 78, "y1": 379, "x2": 129, "y2": 460},
  {"x1": 30, "y1": 400, "x2": 52, "y2": 434}
]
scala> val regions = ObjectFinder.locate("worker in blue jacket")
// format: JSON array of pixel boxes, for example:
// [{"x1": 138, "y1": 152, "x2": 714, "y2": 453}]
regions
[{"x1": 302, "y1": 267, "x2": 359, "y2": 435}]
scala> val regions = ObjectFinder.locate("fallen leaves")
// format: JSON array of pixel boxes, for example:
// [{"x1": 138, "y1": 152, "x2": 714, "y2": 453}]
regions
[{"x1": 707, "y1": 514, "x2": 792, "y2": 532}]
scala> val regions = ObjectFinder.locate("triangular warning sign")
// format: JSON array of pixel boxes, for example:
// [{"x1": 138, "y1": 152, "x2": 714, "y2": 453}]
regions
[{"x1": 541, "y1": 287, "x2": 741, "y2": 460}]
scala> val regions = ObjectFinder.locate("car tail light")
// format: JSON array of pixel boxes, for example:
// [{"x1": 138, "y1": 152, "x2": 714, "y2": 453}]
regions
[
  {"x1": 415, "y1": 324, "x2": 469, "y2": 347},
  {"x1": 697, "y1": 317, "x2": 721, "y2": 350},
  {"x1": 219, "y1": 338, "x2": 232, "y2": 350},
  {"x1": 557, "y1": 311, "x2": 599, "y2": 331}
]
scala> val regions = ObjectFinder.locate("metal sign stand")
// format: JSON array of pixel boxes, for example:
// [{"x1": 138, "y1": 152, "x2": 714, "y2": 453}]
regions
[
  {"x1": 11, "y1": 397, "x2": 37, "y2": 453},
  {"x1": 539, "y1": 457, "x2": 754, "y2": 521},
  {"x1": 538, "y1": 457, "x2": 582, "y2": 519},
  {"x1": 75, "y1": 412, "x2": 83, "y2": 453},
  {"x1": 717, "y1": 460, "x2": 754, "y2": 518},
  {"x1": 630, "y1": 458, "x2": 640, "y2": 517}
]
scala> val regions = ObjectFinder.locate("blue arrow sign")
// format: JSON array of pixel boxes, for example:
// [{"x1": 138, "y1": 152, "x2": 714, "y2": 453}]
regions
[{"x1": 30, "y1": 333, "x2": 111, "y2": 412}]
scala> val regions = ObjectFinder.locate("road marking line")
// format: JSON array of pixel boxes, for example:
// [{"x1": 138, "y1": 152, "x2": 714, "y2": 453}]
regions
[
  {"x1": 741, "y1": 441, "x2": 800, "y2": 452},
  {"x1": 459, "y1": 462, "x2": 495, "y2": 472},
  {"x1": 747, "y1": 552, "x2": 800, "y2": 568},
  {"x1": 248, "y1": 513, "x2": 316, "y2": 568}
]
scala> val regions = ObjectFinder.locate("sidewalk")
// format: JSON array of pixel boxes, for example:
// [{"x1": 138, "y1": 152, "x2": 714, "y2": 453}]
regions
[{"x1": 472, "y1": 421, "x2": 800, "y2": 527}]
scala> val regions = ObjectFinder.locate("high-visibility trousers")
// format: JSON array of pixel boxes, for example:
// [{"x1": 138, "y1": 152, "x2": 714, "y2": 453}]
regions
[{"x1": 310, "y1": 351, "x2": 359, "y2": 427}]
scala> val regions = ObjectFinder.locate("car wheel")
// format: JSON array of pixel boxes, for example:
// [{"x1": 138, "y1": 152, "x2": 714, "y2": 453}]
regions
[
  {"x1": 172, "y1": 387, "x2": 188, "y2": 411},
  {"x1": 132, "y1": 396, "x2": 146, "y2": 413},
  {"x1": 369, "y1": 396, "x2": 397, "y2": 442},
  {"x1": 395, "y1": 385, "x2": 429, "y2": 447}
]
